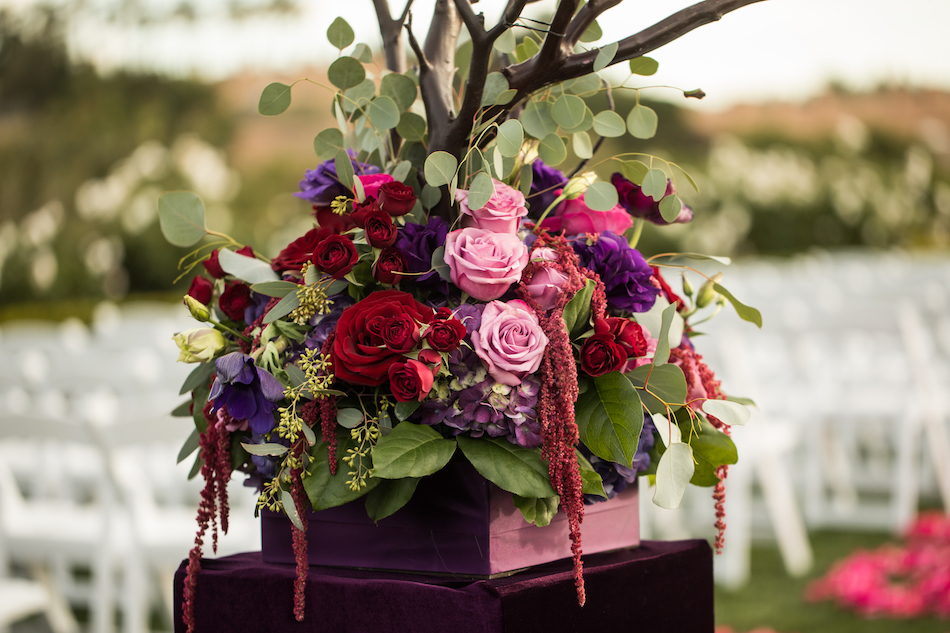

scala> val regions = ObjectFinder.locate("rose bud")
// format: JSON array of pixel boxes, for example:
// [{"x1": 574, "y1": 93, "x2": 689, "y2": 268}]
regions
[
  {"x1": 364, "y1": 208, "x2": 398, "y2": 248},
  {"x1": 434, "y1": 307, "x2": 455, "y2": 320},
  {"x1": 597, "y1": 317, "x2": 648, "y2": 358},
  {"x1": 173, "y1": 328, "x2": 226, "y2": 363},
  {"x1": 374, "y1": 247, "x2": 407, "y2": 285},
  {"x1": 417, "y1": 348, "x2": 443, "y2": 373},
  {"x1": 187, "y1": 275, "x2": 213, "y2": 305},
  {"x1": 313, "y1": 234, "x2": 359, "y2": 279},
  {"x1": 349, "y1": 196, "x2": 381, "y2": 228},
  {"x1": 424, "y1": 317, "x2": 466, "y2": 352},
  {"x1": 235, "y1": 245, "x2": 255, "y2": 258},
  {"x1": 579, "y1": 333, "x2": 627, "y2": 377},
  {"x1": 378, "y1": 181, "x2": 417, "y2": 216},
  {"x1": 183, "y1": 295, "x2": 211, "y2": 322},
  {"x1": 380, "y1": 313, "x2": 420, "y2": 353},
  {"x1": 388, "y1": 358, "x2": 434, "y2": 402},
  {"x1": 202, "y1": 250, "x2": 226, "y2": 278},
  {"x1": 219, "y1": 281, "x2": 253, "y2": 322}
]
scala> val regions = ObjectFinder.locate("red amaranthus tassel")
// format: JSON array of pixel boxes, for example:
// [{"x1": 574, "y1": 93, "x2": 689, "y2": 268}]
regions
[
  {"x1": 318, "y1": 333, "x2": 339, "y2": 474},
  {"x1": 289, "y1": 447, "x2": 309, "y2": 621},
  {"x1": 182, "y1": 401, "x2": 233, "y2": 633}
]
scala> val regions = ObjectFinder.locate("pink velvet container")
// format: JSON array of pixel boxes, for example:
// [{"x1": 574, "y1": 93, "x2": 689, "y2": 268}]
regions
[{"x1": 261, "y1": 458, "x2": 640, "y2": 577}]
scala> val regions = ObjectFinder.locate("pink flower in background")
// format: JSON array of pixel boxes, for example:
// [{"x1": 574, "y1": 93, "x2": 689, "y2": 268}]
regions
[
  {"x1": 456, "y1": 179, "x2": 529, "y2": 233},
  {"x1": 358, "y1": 173, "x2": 394, "y2": 200},
  {"x1": 443, "y1": 228, "x2": 529, "y2": 301},
  {"x1": 472, "y1": 299, "x2": 549, "y2": 386},
  {"x1": 539, "y1": 190, "x2": 633, "y2": 236}
]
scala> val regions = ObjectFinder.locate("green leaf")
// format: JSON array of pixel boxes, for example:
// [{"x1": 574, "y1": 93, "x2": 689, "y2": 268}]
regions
[
  {"x1": 620, "y1": 160, "x2": 650, "y2": 185},
  {"x1": 652, "y1": 303, "x2": 678, "y2": 366},
  {"x1": 394, "y1": 399, "x2": 422, "y2": 421},
  {"x1": 467, "y1": 172, "x2": 495, "y2": 210},
  {"x1": 371, "y1": 422, "x2": 457, "y2": 479},
  {"x1": 494, "y1": 28, "x2": 516, "y2": 54},
  {"x1": 520, "y1": 100, "x2": 557, "y2": 139},
  {"x1": 365, "y1": 478, "x2": 421, "y2": 522},
  {"x1": 513, "y1": 495, "x2": 559, "y2": 527},
  {"x1": 250, "y1": 280, "x2": 298, "y2": 298},
  {"x1": 575, "y1": 372, "x2": 644, "y2": 467},
  {"x1": 342, "y1": 78, "x2": 376, "y2": 114},
  {"x1": 380, "y1": 73, "x2": 417, "y2": 111},
  {"x1": 480, "y1": 73, "x2": 510, "y2": 108},
  {"x1": 689, "y1": 418, "x2": 739, "y2": 486},
  {"x1": 552, "y1": 94, "x2": 587, "y2": 130},
  {"x1": 177, "y1": 428, "x2": 200, "y2": 464},
  {"x1": 280, "y1": 488, "x2": 304, "y2": 531},
  {"x1": 191, "y1": 382, "x2": 210, "y2": 433},
  {"x1": 301, "y1": 422, "x2": 316, "y2": 446},
  {"x1": 327, "y1": 17, "x2": 355, "y2": 49},
  {"x1": 258, "y1": 82, "x2": 292, "y2": 116},
  {"x1": 263, "y1": 292, "x2": 300, "y2": 324},
  {"x1": 576, "y1": 451, "x2": 608, "y2": 498},
  {"x1": 714, "y1": 283, "x2": 763, "y2": 328},
  {"x1": 242, "y1": 442, "x2": 289, "y2": 456},
  {"x1": 592, "y1": 110, "x2": 626, "y2": 138},
  {"x1": 457, "y1": 436, "x2": 556, "y2": 498},
  {"x1": 391, "y1": 160, "x2": 412, "y2": 184},
  {"x1": 562, "y1": 278, "x2": 595, "y2": 339},
  {"x1": 648, "y1": 252, "x2": 732, "y2": 266},
  {"x1": 658, "y1": 194, "x2": 682, "y2": 223},
  {"x1": 579, "y1": 19, "x2": 602, "y2": 42},
  {"x1": 673, "y1": 164, "x2": 700, "y2": 194},
  {"x1": 641, "y1": 168, "x2": 668, "y2": 202},
  {"x1": 188, "y1": 453, "x2": 203, "y2": 480},
  {"x1": 158, "y1": 192, "x2": 207, "y2": 247},
  {"x1": 179, "y1": 361, "x2": 213, "y2": 395},
  {"x1": 351, "y1": 42, "x2": 373, "y2": 62},
  {"x1": 494, "y1": 89, "x2": 517, "y2": 106},
  {"x1": 538, "y1": 133, "x2": 567, "y2": 166},
  {"x1": 584, "y1": 181, "x2": 618, "y2": 211},
  {"x1": 455, "y1": 39, "x2": 473, "y2": 81},
  {"x1": 629, "y1": 56, "x2": 659, "y2": 76},
  {"x1": 496, "y1": 119, "x2": 524, "y2": 158},
  {"x1": 653, "y1": 442, "x2": 693, "y2": 508},
  {"x1": 171, "y1": 400, "x2": 191, "y2": 417},
  {"x1": 336, "y1": 408, "x2": 364, "y2": 429},
  {"x1": 627, "y1": 104, "x2": 658, "y2": 139},
  {"x1": 334, "y1": 148, "x2": 356, "y2": 190},
  {"x1": 518, "y1": 164, "x2": 533, "y2": 197},
  {"x1": 367, "y1": 96, "x2": 400, "y2": 130},
  {"x1": 424, "y1": 151, "x2": 458, "y2": 187},
  {"x1": 593, "y1": 42, "x2": 618, "y2": 72},
  {"x1": 572, "y1": 131, "x2": 592, "y2": 160},
  {"x1": 328, "y1": 56, "x2": 366, "y2": 90},
  {"x1": 421, "y1": 184, "x2": 442, "y2": 210},
  {"x1": 305, "y1": 433, "x2": 380, "y2": 510},
  {"x1": 701, "y1": 399, "x2": 750, "y2": 426},
  {"x1": 314, "y1": 128, "x2": 346, "y2": 161},
  {"x1": 396, "y1": 112, "x2": 427, "y2": 142},
  {"x1": 565, "y1": 74, "x2": 602, "y2": 95},
  {"x1": 218, "y1": 248, "x2": 279, "y2": 283},
  {"x1": 513, "y1": 37, "x2": 540, "y2": 63},
  {"x1": 285, "y1": 363, "x2": 307, "y2": 390},
  {"x1": 628, "y1": 364, "x2": 687, "y2": 414}
]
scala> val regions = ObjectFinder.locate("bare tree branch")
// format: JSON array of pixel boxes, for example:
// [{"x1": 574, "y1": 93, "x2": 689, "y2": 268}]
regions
[
  {"x1": 536, "y1": 0, "x2": 580, "y2": 67},
  {"x1": 422, "y1": 0, "x2": 463, "y2": 150},
  {"x1": 405, "y1": 13, "x2": 449, "y2": 149},
  {"x1": 373, "y1": 0, "x2": 412, "y2": 73},
  {"x1": 564, "y1": 0, "x2": 622, "y2": 48}
]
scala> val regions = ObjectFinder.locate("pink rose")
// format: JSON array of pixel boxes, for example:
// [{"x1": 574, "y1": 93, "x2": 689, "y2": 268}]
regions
[
  {"x1": 358, "y1": 174, "x2": 395, "y2": 201},
  {"x1": 472, "y1": 300, "x2": 549, "y2": 386},
  {"x1": 524, "y1": 248, "x2": 568, "y2": 310},
  {"x1": 539, "y1": 189, "x2": 634, "y2": 236},
  {"x1": 443, "y1": 228, "x2": 529, "y2": 301},
  {"x1": 456, "y1": 179, "x2": 529, "y2": 233}
]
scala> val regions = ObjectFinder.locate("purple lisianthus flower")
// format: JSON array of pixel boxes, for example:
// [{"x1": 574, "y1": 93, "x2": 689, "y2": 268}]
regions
[
  {"x1": 581, "y1": 415, "x2": 655, "y2": 504},
  {"x1": 572, "y1": 231, "x2": 659, "y2": 314},
  {"x1": 306, "y1": 294, "x2": 354, "y2": 350},
  {"x1": 244, "y1": 291, "x2": 270, "y2": 326},
  {"x1": 527, "y1": 160, "x2": 568, "y2": 217},
  {"x1": 209, "y1": 352, "x2": 284, "y2": 435},
  {"x1": 611, "y1": 173, "x2": 693, "y2": 225},
  {"x1": 294, "y1": 151, "x2": 382, "y2": 205},
  {"x1": 395, "y1": 217, "x2": 450, "y2": 293}
]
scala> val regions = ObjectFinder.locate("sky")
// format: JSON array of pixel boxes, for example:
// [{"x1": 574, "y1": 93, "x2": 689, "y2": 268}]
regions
[{"x1": 7, "y1": 0, "x2": 950, "y2": 110}]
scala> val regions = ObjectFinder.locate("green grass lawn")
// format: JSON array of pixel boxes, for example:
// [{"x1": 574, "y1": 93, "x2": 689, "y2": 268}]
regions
[{"x1": 715, "y1": 531, "x2": 949, "y2": 633}]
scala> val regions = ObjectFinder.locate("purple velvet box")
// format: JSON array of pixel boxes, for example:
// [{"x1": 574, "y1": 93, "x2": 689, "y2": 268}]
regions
[{"x1": 261, "y1": 458, "x2": 639, "y2": 576}]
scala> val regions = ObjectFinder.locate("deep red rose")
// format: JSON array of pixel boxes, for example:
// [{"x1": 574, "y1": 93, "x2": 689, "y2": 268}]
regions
[
  {"x1": 219, "y1": 281, "x2": 252, "y2": 322},
  {"x1": 236, "y1": 245, "x2": 255, "y2": 258},
  {"x1": 579, "y1": 333, "x2": 626, "y2": 377},
  {"x1": 187, "y1": 275, "x2": 213, "y2": 305},
  {"x1": 314, "y1": 205, "x2": 357, "y2": 233},
  {"x1": 350, "y1": 197, "x2": 381, "y2": 229},
  {"x1": 313, "y1": 234, "x2": 359, "y2": 279},
  {"x1": 271, "y1": 227, "x2": 335, "y2": 273},
  {"x1": 651, "y1": 266, "x2": 685, "y2": 312},
  {"x1": 202, "y1": 250, "x2": 226, "y2": 278},
  {"x1": 388, "y1": 359, "x2": 434, "y2": 402},
  {"x1": 373, "y1": 247, "x2": 407, "y2": 285},
  {"x1": 425, "y1": 318, "x2": 466, "y2": 352},
  {"x1": 434, "y1": 307, "x2": 454, "y2": 320},
  {"x1": 364, "y1": 208, "x2": 398, "y2": 248},
  {"x1": 597, "y1": 317, "x2": 648, "y2": 358},
  {"x1": 378, "y1": 181, "x2": 417, "y2": 216},
  {"x1": 332, "y1": 290, "x2": 435, "y2": 386},
  {"x1": 380, "y1": 314, "x2": 420, "y2": 353}
]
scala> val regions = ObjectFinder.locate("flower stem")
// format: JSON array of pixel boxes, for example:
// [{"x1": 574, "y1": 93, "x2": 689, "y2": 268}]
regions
[
  {"x1": 627, "y1": 219, "x2": 644, "y2": 249},
  {"x1": 212, "y1": 321, "x2": 252, "y2": 342}
]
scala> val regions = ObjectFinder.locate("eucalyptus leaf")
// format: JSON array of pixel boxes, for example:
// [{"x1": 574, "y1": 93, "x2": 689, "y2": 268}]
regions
[
  {"x1": 579, "y1": 19, "x2": 602, "y2": 42},
  {"x1": 367, "y1": 96, "x2": 400, "y2": 130},
  {"x1": 513, "y1": 495, "x2": 559, "y2": 527},
  {"x1": 629, "y1": 56, "x2": 659, "y2": 76},
  {"x1": 371, "y1": 422, "x2": 457, "y2": 479},
  {"x1": 351, "y1": 42, "x2": 373, "y2": 62},
  {"x1": 342, "y1": 78, "x2": 376, "y2": 113},
  {"x1": 365, "y1": 477, "x2": 420, "y2": 522},
  {"x1": 627, "y1": 104, "x2": 658, "y2": 139},
  {"x1": 424, "y1": 151, "x2": 458, "y2": 187},
  {"x1": 714, "y1": 283, "x2": 763, "y2": 328},
  {"x1": 652, "y1": 413, "x2": 682, "y2": 448},
  {"x1": 314, "y1": 128, "x2": 346, "y2": 161},
  {"x1": 640, "y1": 168, "x2": 668, "y2": 202},
  {"x1": 241, "y1": 442, "x2": 289, "y2": 456},
  {"x1": 702, "y1": 399, "x2": 751, "y2": 426},
  {"x1": 494, "y1": 28, "x2": 516, "y2": 54},
  {"x1": 496, "y1": 119, "x2": 524, "y2": 158},
  {"x1": 494, "y1": 89, "x2": 517, "y2": 106},
  {"x1": 467, "y1": 172, "x2": 495, "y2": 210},
  {"x1": 653, "y1": 442, "x2": 693, "y2": 509},
  {"x1": 391, "y1": 160, "x2": 412, "y2": 183},
  {"x1": 158, "y1": 192, "x2": 206, "y2": 247},
  {"x1": 593, "y1": 42, "x2": 618, "y2": 72},
  {"x1": 480, "y1": 73, "x2": 510, "y2": 108},
  {"x1": 336, "y1": 408, "x2": 364, "y2": 429},
  {"x1": 263, "y1": 292, "x2": 300, "y2": 324},
  {"x1": 518, "y1": 164, "x2": 533, "y2": 197},
  {"x1": 258, "y1": 82, "x2": 292, "y2": 116},
  {"x1": 218, "y1": 248, "x2": 279, "y2": 283},
  {"x1": 649, "y1": 253, "x2": 732, "y2": 266},
  {"x1": 301, "y1": 422, "x2": 316, "y2": 446},
  {"x1": 565, "y1": 74, "x2": 602, "y2": 96},
  {"x1": 171, "y1": 400, "x2": 192, "y2": 417},
  {"x1": 421, "y1": 184, "x2": 442, "y2": 210},
  {"x1": 179, "y1": 361, "x2": 213, "y2": 395},
  {"x1": 552, "y1": 94, "x2": 587, "y2": 130},
  {"x1": 334, "y1": 148, "x2": 356, "y2": 189},
  {"x1": 575, "y1": 372, "x2": 644, "y2": 467},
  {"x1": 325, "y1": 277, "x2": 349, "y2": 295},
  {"x1": 584, "y1": 181, "x2": 618, "y2": 211},
  {"x1": 592, "y1": 110, "x2": 626, "y2": 138},
  {"x1": 652, "y1": 303, "x2": 678, "y2": 366},
  {"x1": 281, "y1": 488, "x2": 304, "y2": 531},
  {"x1": 538, "y1": 134, "x2": 567, "y2": 166},
  {"x1": 396, "y1": 112, "x2": 427, "y2": 142},
  {"x1": 380, "y1": 73, "x2": 417, "y2": 111},
  {"x1": 520, "y1": 100, "x2": 557, "y2": 139},
  {"x1": 327, "y1": 17, "x2": 355, "y2": 49},
  {"x1": 328, "y1": 56, "x2": 366, "y2": 90},
  {"x1": 455, "y1": 39, "x2": 473, "y2": 81},
  {"x1": 457, "y1": 436, "x2": 556, "y2": 498},
  {"x1": 285, "y1": 363, "x2": 307, "y2": 390},
  {"x1": 572, "y1": 131, "x2": 593, "y2": 160},
  {"x1": 620, "y1": 160, "x2": 650, "y2": 185},
  {"x1": 659, "y1": 194, "x2": 682, "y2": 223},
  {"x1": 250, "y1": 280, "x2": 298, "y2": 298}
]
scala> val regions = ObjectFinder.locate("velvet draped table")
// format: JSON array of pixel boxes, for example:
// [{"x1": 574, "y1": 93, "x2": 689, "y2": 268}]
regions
[{"x1": 173, "y1": 539, "x2": 713, "y2": 632}]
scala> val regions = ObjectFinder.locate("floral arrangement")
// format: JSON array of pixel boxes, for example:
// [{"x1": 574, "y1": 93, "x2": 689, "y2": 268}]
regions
[{"x1": 158, "y1": 1, "x2": 764, "y2": 630}]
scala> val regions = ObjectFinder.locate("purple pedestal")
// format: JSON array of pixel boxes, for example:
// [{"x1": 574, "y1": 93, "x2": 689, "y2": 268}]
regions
[{"x1": 261, "y1": 459, "x2": 639, "y2": 576}]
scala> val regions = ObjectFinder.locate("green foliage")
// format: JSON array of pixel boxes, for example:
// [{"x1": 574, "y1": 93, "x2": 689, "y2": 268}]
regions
[
  {"x1": 365, "y1": 477, "x2": 420, "y2": 521},
  {"x1": 575, "y1": 372, "x2": 644, "y2": 467},
  {"x1": 629, "y1": 56, "x2": 659, "y2": 76},
  {"x1": 627, "y1": 364, "x2": 687, "y2": 414},
  {"x1": 457, "y1": 436, "x2": 557, "y2": 498},
  {"x1": 258, "y1": 82, "x2": 292, "y2": 115},
  {"x1": 371, "y1": 422, "x2": 457, "y2": 479},
  {"x1": 327, "y1": 17, "x2": 355, "y2": 50},
  {"x1": 562, "y1": 278, "x2": 595, "y2": 339},
  {"x1": 513, "y1": 495, "x2": 559, "y2": 527},
  {"x1": 305, "y1": 433, "x2": 380, "y2": 510},
  {"x1": 627, "y1": 104, "x2": 658, "y2": 139}
]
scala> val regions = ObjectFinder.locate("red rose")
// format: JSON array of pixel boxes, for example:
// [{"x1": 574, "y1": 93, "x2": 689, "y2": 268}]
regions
[
  {"x1": 332, "y1": 290, "x2": 435, "y2": 386},
  {"x1": 236, "y1": 245, "x2": 255, "y2": 258},
  {"x1": 364, "y1": 208, "x2": 398, "y2": 248},
  {"x1": 202, "y1": 251, "x2": 226, "y2": 279},
  {"x1": 425, "y1": 318, "x2": 466, "y2": 352},
  {"x1": 378, "y1": 181, "x2": 417, "y2": 216},
  {"x1": 350, "y1": 197, "x2": 381, "y2": 229},
  {"x1": 380, "y1": 314, "x2": 420, "y2": 353},
  {"x1": 219, "y1": 281, "x2": 252, "y2": 322},
  {"x1": 313, "y1": 235, "x2": 359, "y2": 279},
  {"x1": 271, "y1": 227, "x2": 335, "y2": 273},
  {"x1": 314, "y1": 206, "x2": 357, "y2": 233},
  {"x1": 187, "y1": 275, "x2": 213, "y2": 305},
  {"x1": 434, "y1": 307, "x2": 454, "y2": 320},
  {"x1": 388, "y1": 359, "x2": 434, "y2": 402},
  {"x1": 597, "y1": 317, "x2": 648, "y2": 358},
  {"x1": 373, "y1": 247, "x2": 407, "y2": 285},
  {"x1": 579, "y1": 333, "x2": 626, "y2": 377}
]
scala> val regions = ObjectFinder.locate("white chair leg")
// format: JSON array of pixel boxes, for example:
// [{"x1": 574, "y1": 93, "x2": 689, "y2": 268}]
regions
[{"x1": 754, "y1": 443, "x2": 813, "y2": 577}]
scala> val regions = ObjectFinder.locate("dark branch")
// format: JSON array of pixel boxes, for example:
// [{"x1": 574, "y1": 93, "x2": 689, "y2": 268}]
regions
[
  {"x1": 422, "y1": 0, "x2": 463, "y2": 150},
  {"x1": 564, "y1": 0, "x2": 622, "y2": 48},
  {"x1": 373, "y1": 0, "x2": 412, "y2": 73},
  {"x1": 453, "y1": 0, "x2": 485, "y2": 40},
  {"x1": 536, "y1": 0, "x2": 580, "y2": 67},
  {"x1": 405, "y1": 14, "x2": 447, "y2": 144}
]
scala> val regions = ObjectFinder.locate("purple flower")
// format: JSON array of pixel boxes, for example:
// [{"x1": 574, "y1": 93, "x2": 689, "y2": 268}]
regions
[
  {"x1": 572, "y1": 231, "x2": 659, "y2": 314},
  {"x1": 611, "y1": 173, "x2": 694, "y2": 225},
  {"x1": 294, "y1": 152, "x2": 382, "y2": 206},
  {"x1": 395, "y1": 217, "x2": 450, "y2": 293},
  {"x1": 209, "y1": 352, "x2": 284, "y2": 435},
  {"x1": 527, "y1": 160, "x2": 568, "y2": 217},
  {"x1": 581, "y1": 415, "x2": 655, "y2": 504},
  {"x1": 306, "y1": 295, "x2": 354, "y2": 350}
]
